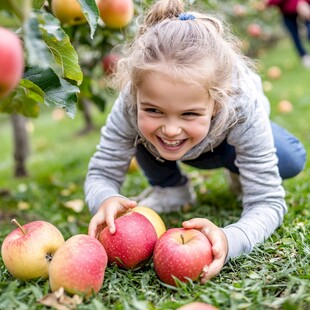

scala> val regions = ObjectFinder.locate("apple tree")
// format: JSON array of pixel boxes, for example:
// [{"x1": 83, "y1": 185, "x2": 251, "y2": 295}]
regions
[{"x1": 0, "y1": 0, "x2": 143, "y2": 177}]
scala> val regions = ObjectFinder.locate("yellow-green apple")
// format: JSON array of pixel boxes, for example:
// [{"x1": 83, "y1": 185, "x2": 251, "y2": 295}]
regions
[
  {"x1": 0, "y1": 27, "x2": 24, "y2": 99},
  {"x1": 102, "y1": 53, "x2": 120, "y2": 76},
  {"x1": 177, "y1": 302, "x2": 219, "y2": 310},
  {"x1": 153, "y1": 228, "x2": 213, "y2": 286},
  {"x1": 130, "y1": 206, "x2": 166, "y2": 238},
  {"x1": 49, "y1": 234, "x2": 108, "y2": 296},
  {"x1": 1, "y1": 219, "x2": 65, "y2": 280},
  {"x1": 98, "y1": 212, "x2": 157, "y2": 269},
  {"x1": 51, "y1": 0, "x2": 87, "y2": 25},
  {"x1": 97, "y1": 0, "x2": 134, "y2": 29}
]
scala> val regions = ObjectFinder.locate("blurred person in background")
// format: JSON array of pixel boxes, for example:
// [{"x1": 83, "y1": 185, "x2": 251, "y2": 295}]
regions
[{"x1": 266, "y1": 0, "x2": 310, "y2": 68}]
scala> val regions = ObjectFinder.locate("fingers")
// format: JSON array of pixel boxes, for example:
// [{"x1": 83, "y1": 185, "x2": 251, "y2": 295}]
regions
[
  {"x1": 182, "y1": 217, "x2": 214, "y2": 230},
  {"x1": 88, "y1": 214, "x2": 104, "y2": 238},
  {"x1": 200, "y1": 258, "x2": 224, "y2": 283}
]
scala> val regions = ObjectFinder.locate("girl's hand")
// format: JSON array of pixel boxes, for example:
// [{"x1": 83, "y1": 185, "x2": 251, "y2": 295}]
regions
[
  {"x1": 182, "y1": 218, "x2": 228, "y2": 283},
  {"x1": 88, "y1": 196, "x2": 137, "y2": 238}
]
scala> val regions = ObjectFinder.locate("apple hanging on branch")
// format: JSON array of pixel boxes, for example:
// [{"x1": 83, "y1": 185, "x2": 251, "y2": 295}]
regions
[
  {"x1": 153, "y1": 228, "x2": 213, "y2": 286},
  {"x1": 1, "y1": 219, "x2": 65, "y2": 280},
  {"x1": 0, "y1": 27, "x2": 24, "y2": 100}
]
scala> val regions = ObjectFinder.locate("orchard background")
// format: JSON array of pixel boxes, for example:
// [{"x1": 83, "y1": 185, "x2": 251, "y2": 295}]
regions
[{"x1": 0, "y1": 0, "x2": 309, "y2": 309}]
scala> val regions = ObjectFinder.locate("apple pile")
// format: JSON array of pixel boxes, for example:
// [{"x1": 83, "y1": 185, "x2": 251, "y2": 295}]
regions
[
  {"x1": 1, "y1": 206, "x2": 214, "y2": 296},
  {"x1": 0, "y1": 27, "x2": 24, "y2": 99},
  {"x1": 51, "y1": 0, "x2": 134, "y2": 29}
]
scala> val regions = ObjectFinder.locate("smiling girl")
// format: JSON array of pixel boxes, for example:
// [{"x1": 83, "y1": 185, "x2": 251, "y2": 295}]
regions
[{"x1": 85, "y1": 0, "x2": 306, "y2": 281}]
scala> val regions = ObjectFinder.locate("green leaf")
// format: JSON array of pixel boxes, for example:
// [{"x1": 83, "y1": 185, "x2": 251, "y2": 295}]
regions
[
  {"x1": 24, "y1": 66, "x2": 79, "y2": 118},
  {"x1": 24, "y1": 11, "x2": 83, "y2": 85},
  {"x1": 77, "y1": 0, "x2": 99, "y2": 39},
  {"x1": 0, "y1": 79, "x2": 43, "y2": 117}
]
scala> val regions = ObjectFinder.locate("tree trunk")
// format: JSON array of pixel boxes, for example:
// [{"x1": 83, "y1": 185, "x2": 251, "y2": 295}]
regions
[
  {"x1": 11, "y1": 113, "x2": 29, "y2": 177},
  {"x1": 77, "y1": 98, "x2": 96, "y2": 136}
]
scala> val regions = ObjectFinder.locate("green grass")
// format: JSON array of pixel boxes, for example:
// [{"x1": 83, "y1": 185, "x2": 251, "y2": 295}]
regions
[{"x1": 0, "y1": 39, "x2": 309, "y2": 310}]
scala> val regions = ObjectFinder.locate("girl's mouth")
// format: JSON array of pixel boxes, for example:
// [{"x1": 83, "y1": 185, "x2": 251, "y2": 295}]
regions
[{"x1": 158, "y1": 137, "x2": 186, "y2": 149}]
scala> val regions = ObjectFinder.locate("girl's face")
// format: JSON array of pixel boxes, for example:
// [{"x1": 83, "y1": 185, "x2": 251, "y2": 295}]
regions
[{"x1": 137, "y1": 72, "x2": 215, "y2": 161}]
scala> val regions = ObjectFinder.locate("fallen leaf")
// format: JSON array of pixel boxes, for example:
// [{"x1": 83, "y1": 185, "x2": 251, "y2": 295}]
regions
[
  {"x1": 63, "y1": 199, "x2": 84, "y2": 213},
  {"x1": 38, "y1": 287, "x2": 83, "y2": 310}
]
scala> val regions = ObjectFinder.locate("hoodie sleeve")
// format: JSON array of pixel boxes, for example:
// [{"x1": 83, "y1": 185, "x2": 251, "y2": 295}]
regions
[
  {"x1": 84, "y1": 91, "x2": 138, "y2": 215},
  {"x1": 222, "y1": 72, "x2": 287, "y2": 261}
]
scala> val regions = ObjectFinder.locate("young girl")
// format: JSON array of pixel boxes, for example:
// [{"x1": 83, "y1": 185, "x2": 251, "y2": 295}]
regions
[{"x1": 85, "y1": 0, "x2": 306, "y2": 282}]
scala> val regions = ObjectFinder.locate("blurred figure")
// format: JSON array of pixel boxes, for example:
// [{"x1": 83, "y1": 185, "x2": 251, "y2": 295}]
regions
[{"x1": 266, "y1": 0, "x2": 310, "y2": 68}]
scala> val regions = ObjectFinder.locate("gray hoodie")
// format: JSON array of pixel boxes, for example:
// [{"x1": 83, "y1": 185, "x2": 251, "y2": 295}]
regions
[{"x1": 85, "y1": 65, "x2": 286, "y2": 261}]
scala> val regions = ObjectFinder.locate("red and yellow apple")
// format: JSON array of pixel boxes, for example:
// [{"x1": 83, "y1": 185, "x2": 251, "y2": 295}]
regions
[
  {"x1": 51, "y1": 0, "x2": 87, "y2": 25},
  {"x1": 177, "y1": 302, "x2": 219, "y2": 310},
  {"x1": 0, "y1": 27, "x2": 24, "y2": 99},
  {"x1": 130, "y1": 206, "x2": 166, "y2": 238},
  {"x1": 49, "y1": 234, "x2": 108, "y2": 296},
  {"x1": 98, "y1": 0, "x2": 134, "y2": 29},
  {"x1": 1, "y1": 219, "x2": 65, "y2": 280},
  {"x1": 98, "y1": 212, "x2": 157, "y2": 269},
  {"x1": 153, "y1": 228, "x2": 213, "y2": 286}
]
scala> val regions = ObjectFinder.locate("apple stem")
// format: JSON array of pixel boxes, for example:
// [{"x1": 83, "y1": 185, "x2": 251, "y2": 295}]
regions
[
  {"x1": 180, "y1": 234, "x2": 185, "y2": 245},
  {"x1": 11, "y1": 218, "x2": 26, "y2": 235}
]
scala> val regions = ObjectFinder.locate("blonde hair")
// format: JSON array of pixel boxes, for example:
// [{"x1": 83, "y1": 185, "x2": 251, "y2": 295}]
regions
[{"x1": 113, "y1": 0, "x2": 255, "y2": 136}]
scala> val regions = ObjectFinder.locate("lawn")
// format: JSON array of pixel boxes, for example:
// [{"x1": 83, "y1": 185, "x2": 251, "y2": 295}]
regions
[{"x1": 0, "y1": 38, "x2": 309, "y2": 310}]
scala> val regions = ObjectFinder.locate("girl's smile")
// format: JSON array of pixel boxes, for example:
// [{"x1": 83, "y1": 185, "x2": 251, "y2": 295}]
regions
[{"x1": 137, "y1": 72, "x2": 215, "y2": 161}]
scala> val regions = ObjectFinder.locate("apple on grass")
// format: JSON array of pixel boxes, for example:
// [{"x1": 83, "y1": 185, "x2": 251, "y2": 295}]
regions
[
  {"x1": 49, "y1": 234, "x2": 108, "y2": 296},
  {"x1": 1, "y1": 219, "x2": 65, "y2": 280},
  {"x1": 177, "y1": 302, "x2": 219, "y2": 310},
  {"x1": 153, "y1": 228, "x2": 213, "y2": 286},
  {"x1": 98, "y1": 212, "x2": 157, "y2": 269},
  {"x1": 130, "y1": 206, "x2": 166, "y2": 238}
]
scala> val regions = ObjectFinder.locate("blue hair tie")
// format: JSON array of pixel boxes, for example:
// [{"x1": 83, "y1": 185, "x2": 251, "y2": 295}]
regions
[{"x1": 178, "y1": 13, "x2": 196, "y2": 20}]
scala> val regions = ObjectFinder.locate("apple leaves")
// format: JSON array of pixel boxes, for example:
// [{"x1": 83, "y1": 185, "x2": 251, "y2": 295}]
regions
[
  {"x1": 77, "y1": 0, "x2": 99, "y2": 39},
  {"x1": 0, "y1": 67, "x2": 79, "y2": 118}
]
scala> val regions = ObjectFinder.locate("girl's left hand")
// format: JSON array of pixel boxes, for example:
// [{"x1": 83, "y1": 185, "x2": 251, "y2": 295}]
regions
[{"x1": 182, "y1": 218, "x2": 228, "y2": 283}]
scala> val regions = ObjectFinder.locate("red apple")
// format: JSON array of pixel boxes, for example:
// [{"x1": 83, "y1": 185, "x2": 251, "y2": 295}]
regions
[
  {"x1": 247, "y1": 23, "x2": 262, "y2": 38},
  {"x1": 49, "y1": 234, "x2": 108, "y2": 296},
  {"x1": 0, "y1": 27, "x2": 24, "y2": 99},
  {"x1": 98, "y1": 0, "x2": 134, "y2": 29},
  {"x1": 153, "y1": 228, "x2": 213, "y2": 286},
  {"x1": 1, "y1": 219, "x2": 65, "y2": 280},
  {"x1": 177, "y1": 302, "x2": 219, "y2": 310},
  {"x1": 98, "y1": 212, "x2": 157, "y2": 269},
  {"x1": 102, "y1": 53, "x2": 120, "y2": 75}
]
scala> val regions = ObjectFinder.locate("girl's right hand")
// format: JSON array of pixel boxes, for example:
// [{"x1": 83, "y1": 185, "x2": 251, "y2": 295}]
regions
[{"x1": 88, "y1": 196, "x2": 137, "y2": 238}]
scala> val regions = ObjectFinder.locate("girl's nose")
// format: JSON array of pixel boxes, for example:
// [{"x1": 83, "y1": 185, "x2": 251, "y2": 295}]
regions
[{"x1": 161, "y1": 122, "x2": 182, "y2": 137}]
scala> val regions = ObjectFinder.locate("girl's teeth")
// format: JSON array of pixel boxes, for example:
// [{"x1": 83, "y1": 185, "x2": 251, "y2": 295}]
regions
[{"x1": 162, "y1": 139, "x2": 182, "y2": 147}]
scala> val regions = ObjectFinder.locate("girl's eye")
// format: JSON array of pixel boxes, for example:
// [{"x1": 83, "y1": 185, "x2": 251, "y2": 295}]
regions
[
  {"x1": 182, "y1": 112, "x2": 200, "y2": 117},
  {"x1": 145, "y1": 108, "x2": 162, "y2": 114}
]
